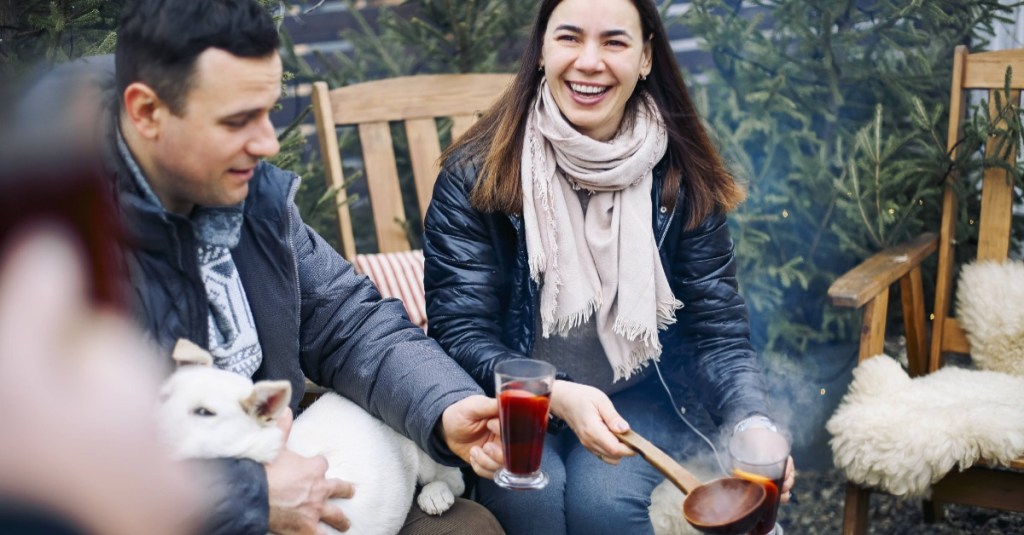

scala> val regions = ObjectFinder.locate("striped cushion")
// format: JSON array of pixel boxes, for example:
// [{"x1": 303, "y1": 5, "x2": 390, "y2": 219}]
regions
[{"x1": 353, "y1": 250, "x2": 427, "y2": 329}]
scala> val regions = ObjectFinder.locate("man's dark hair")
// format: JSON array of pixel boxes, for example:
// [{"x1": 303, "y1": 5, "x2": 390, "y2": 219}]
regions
[{"x1": 115, "y1": 0, "x2": 279, "y2": 115}]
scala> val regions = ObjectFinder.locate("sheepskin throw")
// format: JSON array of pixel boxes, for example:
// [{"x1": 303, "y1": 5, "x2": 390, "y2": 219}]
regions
[
  {"x1": 957, "y1": 259, "x2": 1024, "y2": 377},
  {"x1": 827, "y1": 355, "x2": 1024, "y2": 497}
]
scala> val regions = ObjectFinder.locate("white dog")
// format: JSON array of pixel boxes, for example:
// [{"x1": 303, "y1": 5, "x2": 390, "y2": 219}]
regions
[{"x1": 159, "y1": 340, "x2": 464, "y2": 535}]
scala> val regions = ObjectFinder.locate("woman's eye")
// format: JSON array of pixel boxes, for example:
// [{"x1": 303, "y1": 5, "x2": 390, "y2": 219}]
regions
[{"x1": 192, "y1": 407, "x2": 216, "y2": 417}]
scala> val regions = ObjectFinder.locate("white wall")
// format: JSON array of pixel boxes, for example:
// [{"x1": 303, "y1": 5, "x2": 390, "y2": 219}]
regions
[{"x1": 990, "y1": 1, "x2": 1024, "y2": 50}]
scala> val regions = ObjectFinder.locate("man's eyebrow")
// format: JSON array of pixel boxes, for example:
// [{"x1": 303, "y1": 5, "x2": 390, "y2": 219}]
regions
[
  {"x1": 553, "y1": 24, "x2": 633, "y2": 40},
  {"x1": 217, "y1": 108, "x2": 263, "y2": 122}
]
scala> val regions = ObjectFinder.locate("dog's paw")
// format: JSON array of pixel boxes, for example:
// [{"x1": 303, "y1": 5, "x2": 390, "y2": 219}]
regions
[{"x1": 417, "y1": 481, "x2": 456, "y2": 515}]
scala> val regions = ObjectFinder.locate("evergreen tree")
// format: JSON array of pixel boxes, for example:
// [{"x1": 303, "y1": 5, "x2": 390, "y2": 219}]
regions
[
  {"x1": 278, "y1": 0, "x2": 537, "y2": 252},
  {"x1": 679, "y1": 0, "x2": 1017, "y2": 354}
]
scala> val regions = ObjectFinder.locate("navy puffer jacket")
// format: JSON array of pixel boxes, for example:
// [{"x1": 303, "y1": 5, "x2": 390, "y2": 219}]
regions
[{"x1": 424, "y1": 154, "x2": 770, "y2": 428}]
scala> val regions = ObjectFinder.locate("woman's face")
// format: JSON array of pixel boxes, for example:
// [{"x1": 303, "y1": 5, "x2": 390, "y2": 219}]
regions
[{"x1": 540, "y1": 0, "x2": 652, "y2": 141}]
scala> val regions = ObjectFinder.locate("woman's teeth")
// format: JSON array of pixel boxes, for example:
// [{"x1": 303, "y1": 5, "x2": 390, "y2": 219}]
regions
[{"x1": 570, "y1": 83, "x2": 608, "y2": 96}]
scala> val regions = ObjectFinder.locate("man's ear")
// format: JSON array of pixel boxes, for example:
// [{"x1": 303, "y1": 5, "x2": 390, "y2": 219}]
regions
[
  {"x1": 171, "y1": 339, "x2": 213, "y2": 368},
  {"x1": 243, "y1": 381, "x2": 292, "y2": 424},
  {"x1": 121, "y1": 82, "x2": 165, "y2": 140}
]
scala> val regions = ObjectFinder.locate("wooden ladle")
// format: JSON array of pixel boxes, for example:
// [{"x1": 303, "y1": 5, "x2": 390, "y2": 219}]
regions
[{"x1": 617, "y1": 430, "x2": 766, "y2": 534}]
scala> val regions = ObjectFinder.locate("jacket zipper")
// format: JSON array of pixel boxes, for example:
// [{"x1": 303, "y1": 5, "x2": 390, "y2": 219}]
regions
[
  {"x1": 657, "y1": 208, "x2": 674, "y2": 251},
  {"x1": 285, "y1": 173, "x2": 302, "y2": 334}
]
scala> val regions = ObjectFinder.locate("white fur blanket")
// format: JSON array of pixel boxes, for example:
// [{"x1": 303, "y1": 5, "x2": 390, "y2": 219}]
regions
[
  {"x1": 957, "y1": 259, "x2": 1024, "y2": 377},
  {"x1": 827, "y1": 355, "x2": 1024, "y2": 497}
]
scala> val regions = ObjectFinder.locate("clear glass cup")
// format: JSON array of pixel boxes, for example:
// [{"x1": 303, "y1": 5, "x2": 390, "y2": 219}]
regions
[
  {"x1": 729, "y1": 422, "x2": 790, "y2": 535},
  {"x1": 493, "y1": 358, "x2": 556, "y2": 490}
]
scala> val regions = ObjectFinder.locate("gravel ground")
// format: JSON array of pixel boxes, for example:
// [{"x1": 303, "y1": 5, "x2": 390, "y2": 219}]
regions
[{"x1": 777, "y1": 468, "x2": 1024, "y2": 534}]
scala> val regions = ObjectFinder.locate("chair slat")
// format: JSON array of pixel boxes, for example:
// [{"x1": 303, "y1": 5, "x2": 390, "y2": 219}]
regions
[
  {"x1": 858, "y1": 290, "x2": 889, "y2": 362},
  {"x1": 976, "y1": 90, "x2": 1019, "y2": 261},
  {"x1": 963, "y1": 49, "x2": 1024, "y2": 89},
  {"x1": 451, "y1": 113, "x2": 478, "y2": 141},
  {"x1": 358, "y1": 121, "x2": 409, "y2": 254},
  {"x1": 312, "y1": 81, "x2": 356, "y2": 260},
  {"x1": 941, "y1": 317, "x2": 971, "y2": 356},
  {"x1": 899, "y1": 267, "x2": 929, "y2": 377},
  {"x1": 326, "y1": 74, "x2": 512, "y2": 124},
  {"x1": 404, "y1": 118, "x2": 443, "y2": 221}
]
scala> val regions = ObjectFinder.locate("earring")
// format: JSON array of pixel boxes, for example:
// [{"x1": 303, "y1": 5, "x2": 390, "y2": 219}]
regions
[
  {"x1": 640, "y1": 73, "x2": 648, "y2": 81},
  {"x1": 538, "y1": 65, "x2": 544, "y2": 72}
]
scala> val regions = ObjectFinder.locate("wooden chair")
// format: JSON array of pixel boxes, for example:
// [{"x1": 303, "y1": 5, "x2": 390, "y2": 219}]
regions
[
  {"x1": 303, "y1": 73, "x2": 512, "y2": 408},
  {"x1": 311, "y1": 73, "x2": 514, "y2": 259},
  {"x1": 827, "y1": 45, "x2": 1024, "y2": 535}
]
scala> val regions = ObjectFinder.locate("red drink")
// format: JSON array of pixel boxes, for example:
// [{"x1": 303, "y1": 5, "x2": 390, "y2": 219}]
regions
[
  {"x1": 498, "y1": 388, "x2": 550, "y2": 475},
  {"x1": 734, "y1": 469, "x2": 783, "y2": 535}
]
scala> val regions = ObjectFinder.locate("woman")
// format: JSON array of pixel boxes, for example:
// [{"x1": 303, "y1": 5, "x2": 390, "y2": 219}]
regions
[{"x1": 424, "y1": 0, "x2": 794, "y2": 533}]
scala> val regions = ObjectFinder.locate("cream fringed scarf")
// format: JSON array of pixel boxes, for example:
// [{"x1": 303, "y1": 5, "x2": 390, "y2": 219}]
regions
[{"x1": 521, "y1": 80, "x2": 682, "y2": 381}]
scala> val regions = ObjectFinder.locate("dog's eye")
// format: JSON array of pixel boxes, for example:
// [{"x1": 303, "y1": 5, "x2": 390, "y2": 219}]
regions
[{"x1": 192, "y1": 407, "x2": 216, "y2": 417}]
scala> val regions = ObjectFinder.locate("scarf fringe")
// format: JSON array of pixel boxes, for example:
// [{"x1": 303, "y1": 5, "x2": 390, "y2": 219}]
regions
[
  {"x1": 542, "y1": 297, "x2": 600, "y2": 338},
  {"x1": 613, "y1": 316, "x2": 661, "y2": 348},
  {"x1": 611, "y1": 344, "x2": 662, "y2": 382},
  {"x1": 656, "y1": 298, "x2": 684, "y2": 330}
]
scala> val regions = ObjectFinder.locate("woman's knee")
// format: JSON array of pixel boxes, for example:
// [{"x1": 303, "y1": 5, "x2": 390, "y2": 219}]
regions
[
  {"x1": 564, "y1": 457, "x2": 659, "y2": 534},
  {"x1": 475, "y1": 457, "x2": 569, "y2": 534}
]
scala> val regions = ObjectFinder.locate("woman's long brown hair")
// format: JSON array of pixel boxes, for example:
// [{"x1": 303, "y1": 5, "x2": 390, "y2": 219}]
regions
[{"x1": 442, "y1": 0, "x2": 745, "y2": 230}]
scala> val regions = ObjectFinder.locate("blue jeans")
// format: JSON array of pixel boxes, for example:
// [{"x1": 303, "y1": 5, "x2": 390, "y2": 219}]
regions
[{"x1": 477, "y1": 376, "x2": 714, "y2": 535}]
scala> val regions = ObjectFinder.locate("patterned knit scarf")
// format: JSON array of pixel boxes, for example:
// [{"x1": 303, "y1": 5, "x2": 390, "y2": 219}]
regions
[{"x1": 521, "y1": 80, "x2": 681, "y2": 381}]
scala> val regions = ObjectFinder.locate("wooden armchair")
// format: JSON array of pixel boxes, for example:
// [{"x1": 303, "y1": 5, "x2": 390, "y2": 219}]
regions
[
  {"x1": 311, "y1": 73, "x2": 513, "y2": 259},
  {"x1": 827, "y1": 45, "x2": 1024, "y2": 534}
]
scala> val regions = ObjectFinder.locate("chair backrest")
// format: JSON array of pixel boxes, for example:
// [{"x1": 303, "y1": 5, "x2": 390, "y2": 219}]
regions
[
  {"x1": 311, "y1": 73, "x2": 513, "y2": 259},
  {"x1": 930, "y1": 46, "x2": 1024, "y2": 372}
]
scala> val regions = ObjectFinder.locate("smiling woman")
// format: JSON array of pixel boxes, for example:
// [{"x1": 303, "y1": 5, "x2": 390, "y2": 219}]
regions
[{"x1": 422, "y1": 0, "x2": 794, "y2": 533}]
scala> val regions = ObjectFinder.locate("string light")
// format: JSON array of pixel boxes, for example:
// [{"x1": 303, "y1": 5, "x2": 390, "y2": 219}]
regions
[
  {"x1": 782, "y1": 209, "x2": 789, "y2": 218},
  {"x1": 820, "y1": 388, "x2": 826, "y2": 395},
  {"x1": 888, "y1": 208, "x2": 895, "y2": 215}
]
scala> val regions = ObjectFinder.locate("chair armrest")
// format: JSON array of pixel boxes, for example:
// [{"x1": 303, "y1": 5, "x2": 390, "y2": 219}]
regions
[{"x1": 828, "y1": 233, "x2": 939, "y2": 309}]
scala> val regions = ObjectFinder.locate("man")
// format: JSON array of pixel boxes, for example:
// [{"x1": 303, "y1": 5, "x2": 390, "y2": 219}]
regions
[{"x1": 59, "y1": 0, "x2": 506, "y2": 533}]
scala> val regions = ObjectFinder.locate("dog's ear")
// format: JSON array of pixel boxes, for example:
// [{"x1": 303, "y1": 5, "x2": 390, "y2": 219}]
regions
[
  {"x1": 171, "y1": 339, "x2": 213, "y2": 368},
  {"x1": 243, "y1": 381, "x2": 292, "y2": 424}
]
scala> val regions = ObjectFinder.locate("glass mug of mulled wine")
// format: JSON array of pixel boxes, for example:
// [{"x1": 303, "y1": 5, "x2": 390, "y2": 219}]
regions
[
  {"x1": 729, "y1": 422, "x2": 790, "y2": 535},
  {"x1": 493, "y1": 358, "x2": 556, "y2": 490}
]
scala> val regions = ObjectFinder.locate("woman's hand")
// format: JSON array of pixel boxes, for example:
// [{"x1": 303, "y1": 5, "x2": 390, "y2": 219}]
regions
[
  {"x1": 780, "y1": 456, "x2": 796, "y2": 503},
  {"x1": 549, "y1": 381, "x2": 635, "y2": 464}
]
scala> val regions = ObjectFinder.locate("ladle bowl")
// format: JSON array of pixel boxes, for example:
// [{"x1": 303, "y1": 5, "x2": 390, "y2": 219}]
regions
[{"x1": 616, "y1": 430, "x2": 765, "y2": 534}]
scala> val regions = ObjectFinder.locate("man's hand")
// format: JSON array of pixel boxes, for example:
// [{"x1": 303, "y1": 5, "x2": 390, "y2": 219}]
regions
[
  {"x1": 266, "y1": 408, "x2": 355, "y2": 534},
  {"x1": 0, "y1": 228, "x2": 200, "y2": 535},
  {"x1": 549, "y1": 381, "x2": 635, "y2": 464},
  {"x1": 440, "y1": 395, "x2": 503, "y2": 479}
]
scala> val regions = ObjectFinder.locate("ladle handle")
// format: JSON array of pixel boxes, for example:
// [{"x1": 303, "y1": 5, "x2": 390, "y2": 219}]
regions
[{"x1": 616, "y1": 430, "x2": 702, "y2": 495}]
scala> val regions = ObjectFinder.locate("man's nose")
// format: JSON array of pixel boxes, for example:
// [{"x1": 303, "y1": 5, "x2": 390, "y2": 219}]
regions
[{"x1": 249, "y1": 116, "x2": 280, "y2": 158}]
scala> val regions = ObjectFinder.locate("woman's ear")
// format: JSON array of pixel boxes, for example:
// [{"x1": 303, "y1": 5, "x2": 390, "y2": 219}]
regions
[{"x1": 641, "y1": 38, "x2": 653, "y2": 78}]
